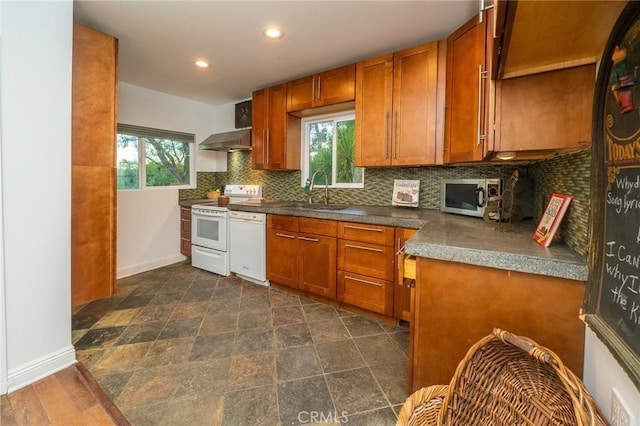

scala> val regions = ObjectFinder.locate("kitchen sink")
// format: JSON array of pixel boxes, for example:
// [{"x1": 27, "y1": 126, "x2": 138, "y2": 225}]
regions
[{"x1": 281, "y1": 202, "x2": 351, "y2": 211}]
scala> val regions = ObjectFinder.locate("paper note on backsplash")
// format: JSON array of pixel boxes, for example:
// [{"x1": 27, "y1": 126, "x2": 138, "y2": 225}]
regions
[{"x1": 392, "y1": 179, "x2": 420, "y2": 208}]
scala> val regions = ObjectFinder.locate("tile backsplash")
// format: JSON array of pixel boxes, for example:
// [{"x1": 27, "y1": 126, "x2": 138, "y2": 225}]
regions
[
  {"x1": 181, "y1": 149, "x2": 591, "y2": 257},
  {"x1": 530, "y1": 149, "x2": 591, "y2": 257}
]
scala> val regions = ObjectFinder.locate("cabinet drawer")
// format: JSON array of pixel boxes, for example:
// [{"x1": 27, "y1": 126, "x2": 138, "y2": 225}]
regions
[
  {"x1": 299, "y1": 217, "x2": 337, "y2": 237},
  {"x1": 337, "y1": 270, "x2": 393, "y2": 316},
  {"x1": 338, "y1": 222, "x2": 395, "y2": 246},
  {"x1": 268, "y1": 214, "x2": 299, "y2": 232},
  {"x1": 180, "y1": 238, "x2": 191, "y2": 257},
  {"x1": 181, "y1": 218, "x2": 191, "y2": 238},
  {"x1": 181, "y1": 206, "x2": 191, "y2": 220},
  {"x1": 338, "y1": 240, "x2": 394, "y2": 281}
]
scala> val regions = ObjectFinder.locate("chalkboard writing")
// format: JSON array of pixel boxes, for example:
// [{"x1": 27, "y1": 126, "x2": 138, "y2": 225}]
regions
[
  {"x1": 587, "y1": 0, "x2": 640, "y2": 390},
  {"x1": 601, "y1": 166, "x2": 640, "y2": 355}
]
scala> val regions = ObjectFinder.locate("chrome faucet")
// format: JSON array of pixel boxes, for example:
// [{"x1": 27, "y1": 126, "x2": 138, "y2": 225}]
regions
[{"x1": 309, "y1": 170, "x2": 329, "y2": 204}]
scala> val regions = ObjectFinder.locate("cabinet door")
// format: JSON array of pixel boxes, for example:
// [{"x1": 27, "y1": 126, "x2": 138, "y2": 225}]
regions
[
  {"x1": 444, "y1": 14, "x2": 494, "y2": 163},
  {"x1": 266, "y1": 83, "x2": 301, "y2": 170},
  {"x1": 287, "y1": 75, "x2": 315, "y2": 112},
  {"x1": 355, "y1": 54, "x2": 394, "y2": 167},
  {"x1": 266, "y1": 83, "x2": 287, "y2": 168},
  {"x1": 267, "y1": 229, "x2": 299, "y2": 288},
  {"x1": 318, "y1": 64, "x2": 356, "y2": 106},
  {"x1": 251, "y1": 88, "x2": 268, "y2": 170},
  {"x1": 287, "y1": 65, "x2": 355, "y2": 112},
  {"x1": 298, "y1": 234, "x2": 337, "y2": 298},
  {"x1": 392, "y1": 41, "x2": 439, "y2": 166},
  {"x1": 72, "y1": 23, "x2": 117, "y2": 307},
  {"x1": 497, "y1": 64, "x2": 594, "y2": 152}
]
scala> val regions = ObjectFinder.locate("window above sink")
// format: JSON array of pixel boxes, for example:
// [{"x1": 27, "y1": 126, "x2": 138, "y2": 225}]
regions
[{"x1": 301, "y1": 111, "x2": 364, "y2": 190}]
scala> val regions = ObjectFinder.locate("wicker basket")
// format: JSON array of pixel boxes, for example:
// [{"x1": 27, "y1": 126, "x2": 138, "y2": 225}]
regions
[{"x1": 397, "y1": 328, "x2": 607, "y2": 426}]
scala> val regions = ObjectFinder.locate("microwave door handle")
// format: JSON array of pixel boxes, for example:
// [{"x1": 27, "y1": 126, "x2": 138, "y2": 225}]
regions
[{"x1": 476, "y1": 187, "x2": 486, "y2": 207}]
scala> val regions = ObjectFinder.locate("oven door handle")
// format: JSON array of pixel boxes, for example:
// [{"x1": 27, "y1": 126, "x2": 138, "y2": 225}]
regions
[{"x1": 192, "y1": 211, "x2": 226, "y2": 218}]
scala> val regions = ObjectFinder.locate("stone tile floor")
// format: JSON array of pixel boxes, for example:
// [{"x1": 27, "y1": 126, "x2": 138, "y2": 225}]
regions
[{"x1": 72, "y1": 262, "x2": 410, "y2": 425}]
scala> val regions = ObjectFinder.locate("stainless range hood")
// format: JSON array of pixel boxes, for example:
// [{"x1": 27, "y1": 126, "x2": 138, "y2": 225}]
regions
[{"x1": 199, "y1": 129, "x2": 251, "y2": 151}]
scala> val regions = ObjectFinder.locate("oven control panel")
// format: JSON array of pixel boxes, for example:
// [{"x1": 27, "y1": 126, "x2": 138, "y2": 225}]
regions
[{"x1": 224, "y1": 184, "x2": 262, "y2": 198}]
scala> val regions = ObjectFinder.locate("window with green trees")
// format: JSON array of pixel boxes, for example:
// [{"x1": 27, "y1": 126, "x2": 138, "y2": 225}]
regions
[
  {"x1": 116, "y1": 124, "x2": 195, "y2": 190},
  {"x1": 302, "y1": 112, "x2": 363, "y2": 189}
]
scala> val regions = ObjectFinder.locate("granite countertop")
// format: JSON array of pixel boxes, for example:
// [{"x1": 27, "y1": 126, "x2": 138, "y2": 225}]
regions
[{"x1": 180, "y1": 199, "x2": 588, "y2": 281}]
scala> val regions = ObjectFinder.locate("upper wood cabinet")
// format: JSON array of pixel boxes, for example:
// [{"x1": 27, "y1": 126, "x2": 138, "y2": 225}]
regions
[
  {"x1": 495, "y1": 64, "x2": 595, "y2": 153},
  {"x1": 287, "y1": 64, "x2": 356, "y2": 112},
  {"x1": 496, "y1": 0, "x2": 626, "y2": 79},
  {"x1": 252, "y1": 83, "x2": 301, "y2": 170},
  {"x1": 355, "y1": 41, "x2": 442, "y2": 167},
  {"x1": 443, "y1": 12, "x2": 496, "y2": 164}
]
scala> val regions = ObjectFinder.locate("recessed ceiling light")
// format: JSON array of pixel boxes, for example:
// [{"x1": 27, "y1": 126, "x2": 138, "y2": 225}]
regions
[
  {"x1": 194, "y1": 60, "x2": 209, "y2": 68},
  {"x1": 262, "y1": 26, "x2": 284, "y2": 39}
]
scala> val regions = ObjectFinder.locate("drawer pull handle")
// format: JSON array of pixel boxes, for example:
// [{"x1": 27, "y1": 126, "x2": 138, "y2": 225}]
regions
[
  {"x1": 276, "y1": 233, "x2": 295, "y2": 239},
  {"x1": 298, "y1": 236, "x2": 319, "y2": 242},
  {"x1": 345, "y1": 243, "x2": 383, "y2": 253},
  {"x1": 345, "y1": 275, "x2": 382, "y2": 287},
  {"x1": 344, "y1": 225, "x2": 383, "y2": 233}
]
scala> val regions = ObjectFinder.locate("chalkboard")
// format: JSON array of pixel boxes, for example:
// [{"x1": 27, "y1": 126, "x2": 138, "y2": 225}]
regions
[
  {"x1": 585, "y1": 1, "x2": 640, "y2": 391},
  {"x1": 601, "y1": 166, "x2": 640, "y2": 352}
]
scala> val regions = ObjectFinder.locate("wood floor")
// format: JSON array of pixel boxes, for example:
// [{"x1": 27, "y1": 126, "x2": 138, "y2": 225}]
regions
[{"x1": 1, "y1": 363, "x2": 129, "y2": 425}]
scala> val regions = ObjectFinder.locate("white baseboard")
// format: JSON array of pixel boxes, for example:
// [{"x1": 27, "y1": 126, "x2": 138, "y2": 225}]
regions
[
  {"x1": 7, "y1": 345, "x2": 76, "y2": 392},
  {"x1": 117, "y1": 254, "x2": 187, "y2": 279}
]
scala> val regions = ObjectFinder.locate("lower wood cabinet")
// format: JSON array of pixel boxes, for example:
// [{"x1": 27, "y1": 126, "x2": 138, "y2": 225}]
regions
[
  {"x1": 337, "y1": 271, "x2": 393, "y2": 316},
  {"x1": 266, "y1": 215, "x2": 405, "y2": 318},
  {"x1": 298, "y1": 233, "x2": 336, "y2": 298},
  {"x1": 337, "y1": 222, "x2": 395, "y2": 316},
  {"x1": 267, "y1": 215, "x2": 337, "y2": 298},
  {"x1": 267, "y1": 215, "x2": 300, "y2": 288},
  {"x1": 180, "y1": 206, "x2": 191, "y2": 257},
  {"x1": 409, "y1": 257, "x2": 586, "y2": 393}
]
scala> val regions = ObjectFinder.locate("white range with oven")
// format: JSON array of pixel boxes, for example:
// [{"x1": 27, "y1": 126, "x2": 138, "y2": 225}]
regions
[{"x1": 191, "y1": 184, "x2": 262, "y2": 276}]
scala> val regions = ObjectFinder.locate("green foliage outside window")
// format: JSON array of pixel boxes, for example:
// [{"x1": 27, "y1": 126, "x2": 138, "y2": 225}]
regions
[
  {"x1": 306, "y1": 115, "x2": 362, "y2": 187},
  {"x1": 117, "y1": 133, "x2": 191, "y2": 190}
]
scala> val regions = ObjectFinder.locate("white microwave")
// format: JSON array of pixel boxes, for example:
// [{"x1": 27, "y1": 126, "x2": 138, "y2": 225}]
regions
[
  {"x1": 440, "y1": 177, "x2": 533, "y2": 219},
  {"x1": 440, "y1": 178, "x2": 501, "y2": 218}
]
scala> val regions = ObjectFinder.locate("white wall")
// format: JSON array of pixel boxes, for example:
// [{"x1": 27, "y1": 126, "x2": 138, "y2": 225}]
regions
[
  {"x1": 583, "y1": 328, "x2": 640, "y2": 423},
  {"x1": 0, "y1": 1, "x2": 75, "y2": 392},
  {"x1": 211, "y1": 98, "x2": 252, "y2": 133},
  {"x1": 117, "y1": 83, "x2": 222, "y2": 277}
]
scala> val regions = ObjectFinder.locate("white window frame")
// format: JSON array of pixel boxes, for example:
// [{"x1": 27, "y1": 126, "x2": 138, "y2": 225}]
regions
[
  {"x1": 300, "y1": 111, "x2": 364, "y2": 189},
  {"x1": 117, "y1": 124, "x2": 196, "y2": 191}
]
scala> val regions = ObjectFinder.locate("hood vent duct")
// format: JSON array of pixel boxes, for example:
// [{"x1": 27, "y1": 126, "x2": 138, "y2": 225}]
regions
[{"x1": 198, "y1": 129, "x2": 251, "y2": 151}]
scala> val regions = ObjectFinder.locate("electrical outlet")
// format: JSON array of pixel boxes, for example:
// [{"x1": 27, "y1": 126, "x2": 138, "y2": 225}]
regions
[{"x1": 612, "y1": 388, "x2": 636, "y2": 426}]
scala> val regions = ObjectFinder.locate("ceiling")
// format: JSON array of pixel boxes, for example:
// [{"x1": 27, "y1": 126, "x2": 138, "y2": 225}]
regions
[{"x1": 73, "y1": 1, "x2": 477, "y2": 106}]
